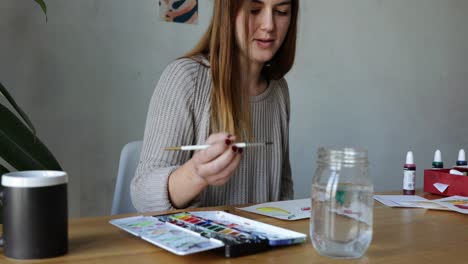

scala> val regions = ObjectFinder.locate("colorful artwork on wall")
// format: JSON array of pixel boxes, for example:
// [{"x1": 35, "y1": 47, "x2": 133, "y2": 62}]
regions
[{"x1": 159, "y1": 0, "x2": 198, "y2": 24}]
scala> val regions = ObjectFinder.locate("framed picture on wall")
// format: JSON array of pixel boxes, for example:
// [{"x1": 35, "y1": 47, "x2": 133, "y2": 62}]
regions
[{"x1": 159, "y1": 0, "x2": 198, "y2": 24}]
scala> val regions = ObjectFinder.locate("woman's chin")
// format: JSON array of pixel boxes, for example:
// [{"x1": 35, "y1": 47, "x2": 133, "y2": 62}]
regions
[{"x1": 250, "y1": 55, "x2": 274, "y2": 65}]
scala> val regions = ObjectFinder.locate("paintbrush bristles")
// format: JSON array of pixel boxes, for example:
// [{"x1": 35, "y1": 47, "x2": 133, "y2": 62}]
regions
[{"x1": 245, "y1": 142, "x2": 273, "y2": 147}]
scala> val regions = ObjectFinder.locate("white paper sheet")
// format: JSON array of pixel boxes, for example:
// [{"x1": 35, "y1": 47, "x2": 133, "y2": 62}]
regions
[
  {"x1": 237, "y1": 199, "x2": 311, "y2": 220},
  {"x1": 432, "y1": 196, "x2": 468, "y2": 214},
  {"x1": 373, "y1": 195, "x2": 448, "y2": 210}
]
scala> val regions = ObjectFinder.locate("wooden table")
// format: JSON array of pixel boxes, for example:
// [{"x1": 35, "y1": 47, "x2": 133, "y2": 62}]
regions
[{"x1": 1, "y1": 192, "x2": 467, "y2": 263}]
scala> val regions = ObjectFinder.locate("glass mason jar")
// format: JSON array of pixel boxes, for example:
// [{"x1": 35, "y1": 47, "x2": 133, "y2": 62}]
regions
[{"x1": 310, "y1": 148, "x2": 373, "y2": 258}]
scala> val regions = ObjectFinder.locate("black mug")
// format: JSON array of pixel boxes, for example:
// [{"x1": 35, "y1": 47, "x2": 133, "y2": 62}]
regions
[{"x1": 0, "y1": 170, "x2": 68, "y2": 259}]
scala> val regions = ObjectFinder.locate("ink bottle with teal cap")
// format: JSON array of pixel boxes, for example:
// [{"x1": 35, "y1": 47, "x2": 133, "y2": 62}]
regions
[
  {"x1": 432, "y1": 150, "x2": 444, "y2": 169},
  {"x1": 403, "y1": 151, "x2": 416, "y2": 195}
]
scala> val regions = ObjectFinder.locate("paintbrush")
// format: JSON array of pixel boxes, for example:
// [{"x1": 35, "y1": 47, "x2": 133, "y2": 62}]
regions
[{"x1": 164, "y1": 142, "x2": 273, "y2": 151}]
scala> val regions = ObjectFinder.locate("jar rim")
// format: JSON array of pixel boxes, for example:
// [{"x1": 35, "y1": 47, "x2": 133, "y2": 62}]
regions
[{"x1": 317, "y1": 147, "x2": 368, "y2": 165}]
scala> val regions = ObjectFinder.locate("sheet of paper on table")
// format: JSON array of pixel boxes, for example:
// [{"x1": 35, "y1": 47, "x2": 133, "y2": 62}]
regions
[
  {"x1": 374, "y1": 195, "x2": 450, "y2": 210},
  {"x1": 237, "y1": 198, "x2": 311, "y2": 220},
  {"x1": 431, "y1": 196, "x2": 468, "y2": 214}
]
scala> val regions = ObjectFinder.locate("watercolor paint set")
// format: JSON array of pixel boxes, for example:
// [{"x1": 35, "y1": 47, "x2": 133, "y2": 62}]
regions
[{"x1": 110, "y1": 211, "x2": 306, "y2": 257}]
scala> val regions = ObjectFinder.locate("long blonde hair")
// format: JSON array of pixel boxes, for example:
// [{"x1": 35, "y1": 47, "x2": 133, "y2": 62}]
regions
[{"x1": 185, "y1": 0, "x2": 299, "y2": 140}]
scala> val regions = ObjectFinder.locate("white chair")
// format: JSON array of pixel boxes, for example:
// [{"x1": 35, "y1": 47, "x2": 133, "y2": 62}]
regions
[{"x1": 111, "y1": 141, "x2": 143, "y2": 215}]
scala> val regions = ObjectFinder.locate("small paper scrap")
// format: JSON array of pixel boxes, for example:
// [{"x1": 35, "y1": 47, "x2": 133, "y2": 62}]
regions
[{"x1": 434, "y1": 183, "x2": 449, "y2": 193}]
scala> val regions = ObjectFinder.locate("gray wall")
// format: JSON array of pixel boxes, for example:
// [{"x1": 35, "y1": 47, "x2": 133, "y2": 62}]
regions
[{"x1": 1, "y1": 0, "x2": 467, "y2": 217}]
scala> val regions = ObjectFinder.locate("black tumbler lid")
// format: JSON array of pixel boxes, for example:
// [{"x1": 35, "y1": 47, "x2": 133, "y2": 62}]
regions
[{"x1": 2, "y1": 170, "x2": 68, "y2": 188}]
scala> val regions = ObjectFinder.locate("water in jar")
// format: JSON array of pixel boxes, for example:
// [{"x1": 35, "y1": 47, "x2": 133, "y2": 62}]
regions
[{"x1": 310, "y1": 182, "x2": 373, "y2": 258}]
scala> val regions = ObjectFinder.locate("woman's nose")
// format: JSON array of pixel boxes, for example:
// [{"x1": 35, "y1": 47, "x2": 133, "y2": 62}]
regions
[{"x1": 260, "y1": 10, "x2": 274, "y2": 32}]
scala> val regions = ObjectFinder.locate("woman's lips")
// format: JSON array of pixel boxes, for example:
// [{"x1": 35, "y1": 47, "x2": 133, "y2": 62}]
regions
[{"x1": 255, "y1": 39, "x2": 274, "y2": 48}]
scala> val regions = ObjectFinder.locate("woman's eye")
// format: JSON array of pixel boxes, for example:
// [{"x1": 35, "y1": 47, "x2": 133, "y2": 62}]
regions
[
  {"x1": 275, "y1": 9, "x2": 289, "y2": 16},
  {"x1": 250, "y1": 9, "x2": 261, "y2": 15}
]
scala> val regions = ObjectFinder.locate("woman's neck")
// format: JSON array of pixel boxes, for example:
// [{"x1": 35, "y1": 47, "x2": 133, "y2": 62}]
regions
[{"x1": 239, "y1": 56, "x2": 268, "y2": 96}]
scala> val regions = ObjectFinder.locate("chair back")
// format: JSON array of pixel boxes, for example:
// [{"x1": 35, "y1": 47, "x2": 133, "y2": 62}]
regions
[{"x1": 111, "y1": 141, "x2": 142, "y2": 215}]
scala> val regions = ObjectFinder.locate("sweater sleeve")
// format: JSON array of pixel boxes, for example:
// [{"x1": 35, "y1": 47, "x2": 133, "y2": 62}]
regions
[
  {"x1": 279, "y1": 79, "x2": 294, "y2": 200},
  {"x1": 280, "y1": 145, "x2": 294, "y2": 200},
  {"x1": 130, "y1": 59, "x2": 201, "y2": 212}
]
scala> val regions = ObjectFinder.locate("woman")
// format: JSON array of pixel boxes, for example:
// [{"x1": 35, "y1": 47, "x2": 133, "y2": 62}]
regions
[{"x1": 131, "y1": 0, "x2": 299, "y2": 212}]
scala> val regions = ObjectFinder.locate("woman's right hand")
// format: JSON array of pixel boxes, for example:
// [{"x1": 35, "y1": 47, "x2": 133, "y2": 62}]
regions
[{"x1": 189, "y1": 132, "x2": 242, "y2": 186}]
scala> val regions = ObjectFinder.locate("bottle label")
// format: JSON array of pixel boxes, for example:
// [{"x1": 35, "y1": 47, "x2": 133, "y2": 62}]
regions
[{"x1": 403, "y1": 170, "x2": 415, "y2": 190}]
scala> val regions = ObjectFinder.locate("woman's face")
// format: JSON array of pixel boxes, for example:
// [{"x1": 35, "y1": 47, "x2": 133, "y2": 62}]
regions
[{"x1": 235, "y1": 0, "x2": 292, "y2": 65}]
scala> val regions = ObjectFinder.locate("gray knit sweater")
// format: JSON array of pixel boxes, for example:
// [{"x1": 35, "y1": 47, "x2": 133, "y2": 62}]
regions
[{"x1": 130, "y1": 56, "x2": 293, "y2": 212}]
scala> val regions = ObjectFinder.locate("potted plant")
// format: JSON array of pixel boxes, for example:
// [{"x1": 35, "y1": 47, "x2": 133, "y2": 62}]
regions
[{"x1": 0, "y1": 0, "x2": 61, "y2": 222}]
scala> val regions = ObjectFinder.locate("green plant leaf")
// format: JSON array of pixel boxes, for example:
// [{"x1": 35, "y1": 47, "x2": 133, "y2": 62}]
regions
[
  {"x1": 0, "y1": 82, "x2": 36, "y2": 136},
  {"x1": 0, "y1": 164, "x2": 5, "y2": 224},
  {"x1": 34, "y1": 0, "x2": 48, "y2": 22},
  {"x1": 0, "y1": 164, "x2": 8, "y2": 176},
  {"x1": 0, "y1": 104, "x2": 62, "y2": 171}
]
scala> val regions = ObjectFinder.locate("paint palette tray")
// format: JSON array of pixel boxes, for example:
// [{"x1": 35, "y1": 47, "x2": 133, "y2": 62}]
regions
[{"x1": 110, "y1": 211, "x2": 307, "y2": 257}]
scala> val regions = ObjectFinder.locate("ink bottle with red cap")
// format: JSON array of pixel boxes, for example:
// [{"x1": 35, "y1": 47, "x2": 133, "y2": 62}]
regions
[{"x1": 403, "y1": 151, "x2": 416, "y2": 195}]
